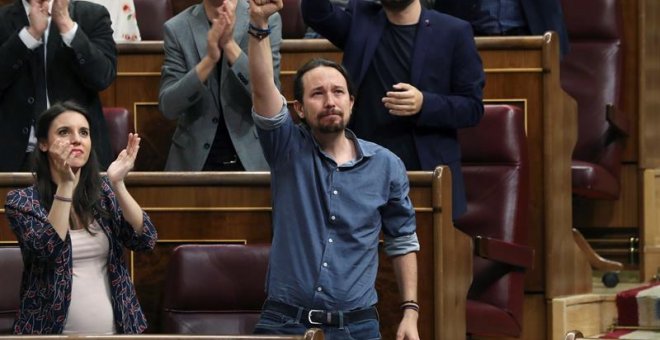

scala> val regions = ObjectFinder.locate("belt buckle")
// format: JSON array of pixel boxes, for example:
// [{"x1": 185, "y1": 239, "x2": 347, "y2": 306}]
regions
[{"x1": 307, "y1": 309, "x2": 325, "y2": 325}]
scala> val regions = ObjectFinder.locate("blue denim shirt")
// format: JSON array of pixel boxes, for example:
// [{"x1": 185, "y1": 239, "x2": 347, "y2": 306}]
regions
[{"x1": 253, "y1": 101, "x2": 419, "y2": 311}]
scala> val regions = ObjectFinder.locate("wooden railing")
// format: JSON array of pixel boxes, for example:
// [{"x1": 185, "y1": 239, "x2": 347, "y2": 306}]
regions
[
  {"x1": 0, "y1": 166, "x2": 470, "y2": 340},
  {"x1": 0, "y1": 328, "x2": 323, "y2": 340}
]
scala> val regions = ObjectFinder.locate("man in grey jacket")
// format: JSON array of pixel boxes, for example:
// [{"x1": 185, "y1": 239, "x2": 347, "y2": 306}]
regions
[{"x1": 159, "y1": 0, "x2": 281, "y2": 171}]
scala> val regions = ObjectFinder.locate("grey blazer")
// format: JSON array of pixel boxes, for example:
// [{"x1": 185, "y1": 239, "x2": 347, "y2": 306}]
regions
[{"x1": 159, "y1": 1, "x2": 281, "y2": 171}]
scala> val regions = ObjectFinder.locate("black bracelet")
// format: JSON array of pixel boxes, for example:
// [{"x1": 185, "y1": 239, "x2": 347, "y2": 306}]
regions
[
  {"x1": 401, "y1": 304, "x2": 420, "y2": 312},
  {"x1": 248, "y1": 23, "x2": 271, "y2": 40}
]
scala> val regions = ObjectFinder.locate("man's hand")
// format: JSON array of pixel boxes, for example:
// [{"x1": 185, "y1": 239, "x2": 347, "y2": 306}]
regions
[
  {"x1": 51, "y1": 0, "x2": 75, "y2": 33},
  {"x1": 396, "y1": 309, "x2": 420, "y2": 340},
  {"x1": 218, "y1": 0, "x2": 237, "y2": 50},
  {"x1": 249, "y1": 0, "x2": 283, "y2": 28},
  {"x1": 206, "y1": 8, "x2": 225, "y2": 63},
  {"x1": 27, "y1": 0, "x2": 49, "y2": 40},
  {"x1": 383, "y1": 83, "x2": 424, "y2": 116}
]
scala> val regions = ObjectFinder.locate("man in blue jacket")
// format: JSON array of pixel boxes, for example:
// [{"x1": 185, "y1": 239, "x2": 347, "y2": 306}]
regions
[{"x1": 301, "y1": 0, "x2": 485, "y2": 219}]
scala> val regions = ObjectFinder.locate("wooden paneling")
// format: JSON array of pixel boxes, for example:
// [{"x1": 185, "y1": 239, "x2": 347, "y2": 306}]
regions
[
  {"x1": 621, "y1": 0, "x2": 640, "y2": 163},
  {"x1": 0, "y1": 168, "x2": 472, "y2": 340},
  {"x1": 642, "y1": 169, "x2": 660, "y2": 281},
  {"x1": 134, "y1": 103, "x2": 176, "y2": 171},
  {"x1": 0, "y1": 331, "x2": 323, "y2": 340},
  {"x1": 639, "y1": 0, "x2": 660, "y2": 169},
  {"x1": 550, "y1": 293, "x2": 618, "y2": 339}
]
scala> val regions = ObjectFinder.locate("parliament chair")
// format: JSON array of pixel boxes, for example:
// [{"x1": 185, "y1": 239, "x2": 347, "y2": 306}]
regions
[
  {"x1": 0, "y1": 247, "x2": 22, "y2": 334},
  {"x1": 560, "y1": 0, "x2": 626, "y2": 276},
  {"x1": 102, "y1": 107, "x2": 133, "y2": 159},
  {"x1": 134, "y1": 0, "x2": 173, "y2": 40},
  {"x1": 456, "y1": 104, "x2": 534, "y2": 337},
  {"x1": 161, "y1": 244, "x2": 270, "y2": 334}
]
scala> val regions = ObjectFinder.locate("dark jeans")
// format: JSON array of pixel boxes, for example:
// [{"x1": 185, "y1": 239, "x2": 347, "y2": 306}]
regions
[{"x1": 253, "y1": 308, "x2": 381, "y2": 340}]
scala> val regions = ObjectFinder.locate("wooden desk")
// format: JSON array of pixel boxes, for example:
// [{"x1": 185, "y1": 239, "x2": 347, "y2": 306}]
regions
[
  {"x1": 0, "y1": 167, "x2": 470, "y2": 340},
  {"x1": 0, "y1": 329, "x2": 323, "y2": 339}
]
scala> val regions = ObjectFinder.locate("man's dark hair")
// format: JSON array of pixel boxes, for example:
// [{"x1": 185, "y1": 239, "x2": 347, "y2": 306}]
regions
[
  {"x1": 293, "y1": 58, "x2": 355, "y2": 103},
  {"x1": 32, "y1": 100, "x2": 108, "y2": 233}
]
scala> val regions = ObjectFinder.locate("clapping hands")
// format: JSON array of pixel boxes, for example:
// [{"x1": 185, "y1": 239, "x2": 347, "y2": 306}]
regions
[
  {"x1": 27, "y1": 0, "x2": 49, "y2": 39},
  {"x1": 107, "y1": 133, "x2": 140, "y2": 185},
  {"x1": 207, "y1": 0, "x2": 237, "y2": 62}
]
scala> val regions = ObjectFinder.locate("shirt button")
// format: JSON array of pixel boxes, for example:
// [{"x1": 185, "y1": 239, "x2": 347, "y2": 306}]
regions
[
  {"x1": 330, "y1": 215, "x2": 336, "y2": 221},
  {"x1": 22, "y1": 127, "x2": 29, "y2": 134},
  {"x1": 212, "y1": 117, "x2": 219, "y2": 124},
  {"x1": 323, "y1": 262, "x2": 328, "y2": 267},
  {"x1": 27, "y1": 97, "x2": 34, "y2": 104},
  {"x1": 317, "y1": 287, "x2": 323, "y2": 292},
  {"x1": 333, "y1": 190, "x2": 338, "y2": 195},
  {"x1": 204, "y1": 143, "x2": 211, "y2": 149},
  {"x1": 328, "y1": 238, "x2": 333, "y2": 243}
]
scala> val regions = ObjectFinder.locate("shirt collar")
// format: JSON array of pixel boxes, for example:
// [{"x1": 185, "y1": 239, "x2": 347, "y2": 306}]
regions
[{"x1": 307, "y1": 126, "x2": 376, "y2": 167}]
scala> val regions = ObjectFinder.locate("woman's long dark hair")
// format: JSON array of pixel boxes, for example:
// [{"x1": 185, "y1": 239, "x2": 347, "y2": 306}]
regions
[{"x1": 32, "y1": 101, "x2": 108, "y2": 232}]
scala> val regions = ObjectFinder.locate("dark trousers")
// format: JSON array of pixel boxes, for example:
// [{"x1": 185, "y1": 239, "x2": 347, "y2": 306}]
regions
[{"x1": 253, "y1": 301, "x2": 381, "y2": 340}]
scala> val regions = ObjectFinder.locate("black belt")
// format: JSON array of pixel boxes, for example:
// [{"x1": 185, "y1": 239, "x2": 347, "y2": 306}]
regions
[{"x1": 263, "y1": 300, "x2": 379, "y2": 327}]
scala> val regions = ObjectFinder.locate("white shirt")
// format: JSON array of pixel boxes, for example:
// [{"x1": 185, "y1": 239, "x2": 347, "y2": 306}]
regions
[{"x1": 19, "y1": 0, "x2": 79, "y2": 152}]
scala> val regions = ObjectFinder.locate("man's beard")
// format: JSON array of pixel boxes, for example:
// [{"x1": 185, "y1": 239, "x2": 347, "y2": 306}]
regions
[
  {"x1": 315, "y1": 109, "x2": 347, "y2": 133},
  {"x1": 380, "y1": 0, "x2": 415, "y2": 11}
]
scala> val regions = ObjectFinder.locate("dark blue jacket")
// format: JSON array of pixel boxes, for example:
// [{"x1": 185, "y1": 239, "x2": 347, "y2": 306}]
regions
[{"x1": 301, "y1": 0, "x2": 484, "y2": 218}]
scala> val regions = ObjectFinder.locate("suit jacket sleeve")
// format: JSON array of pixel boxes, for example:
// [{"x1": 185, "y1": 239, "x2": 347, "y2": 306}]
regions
[
  {"x1": 0, "y1": 29, "x2": 33, "y2": 96},
  {"x1": 158, "y1": 21, "x2": 208, "y2": 120},
  {"x1": 301, "y1": 0, "x2": 352, "y2": 48},
  {"x1": 68, "y1": 2, "x2": 117, "y2": 91},
  {"x1": 5, "y1": 188, "x2": 68, "y2": 260},
  {"x1": 417, "y1": 23, "x2": 484, "y2": 129}
]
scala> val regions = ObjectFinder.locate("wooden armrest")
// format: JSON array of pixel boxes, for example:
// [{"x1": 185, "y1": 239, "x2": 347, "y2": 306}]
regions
[
  {"x1": 474, "y1": 236, "x2": 534, "y2": 269},
  {"x1": 606, "y1": 104, "x2": 629, "y2": 138},
  {"x1": 572, "y1": 228, "x2": 624, "y2": 271}
]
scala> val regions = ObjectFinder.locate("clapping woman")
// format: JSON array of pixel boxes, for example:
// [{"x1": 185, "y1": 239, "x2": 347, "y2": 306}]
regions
[{"x1": 4, "y1": 101, "x2": 157, "y2": 334}]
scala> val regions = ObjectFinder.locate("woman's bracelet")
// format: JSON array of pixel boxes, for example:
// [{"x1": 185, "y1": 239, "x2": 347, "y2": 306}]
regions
[
  {"x1": 53, "y1": 195, "x2": 73, "y2": 202},
  {"x1": 400, "y1": 300, "x2": 419, "y2": 312}
]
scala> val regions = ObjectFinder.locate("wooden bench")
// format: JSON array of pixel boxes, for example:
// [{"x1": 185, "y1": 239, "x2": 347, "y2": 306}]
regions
[{"x1": 0, "y1": 166, "x2": 469, "y2": 340}]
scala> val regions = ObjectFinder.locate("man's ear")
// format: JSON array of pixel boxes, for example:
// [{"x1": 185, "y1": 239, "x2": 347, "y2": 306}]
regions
[{"x1": 293, "y1": 100, "x2": 304, "y2": 119}]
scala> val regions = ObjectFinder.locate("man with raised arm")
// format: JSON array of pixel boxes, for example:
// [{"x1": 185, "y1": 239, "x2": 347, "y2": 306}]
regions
[{"x1": 247, "y1": 0, "x2": 420, "y2": 339}]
